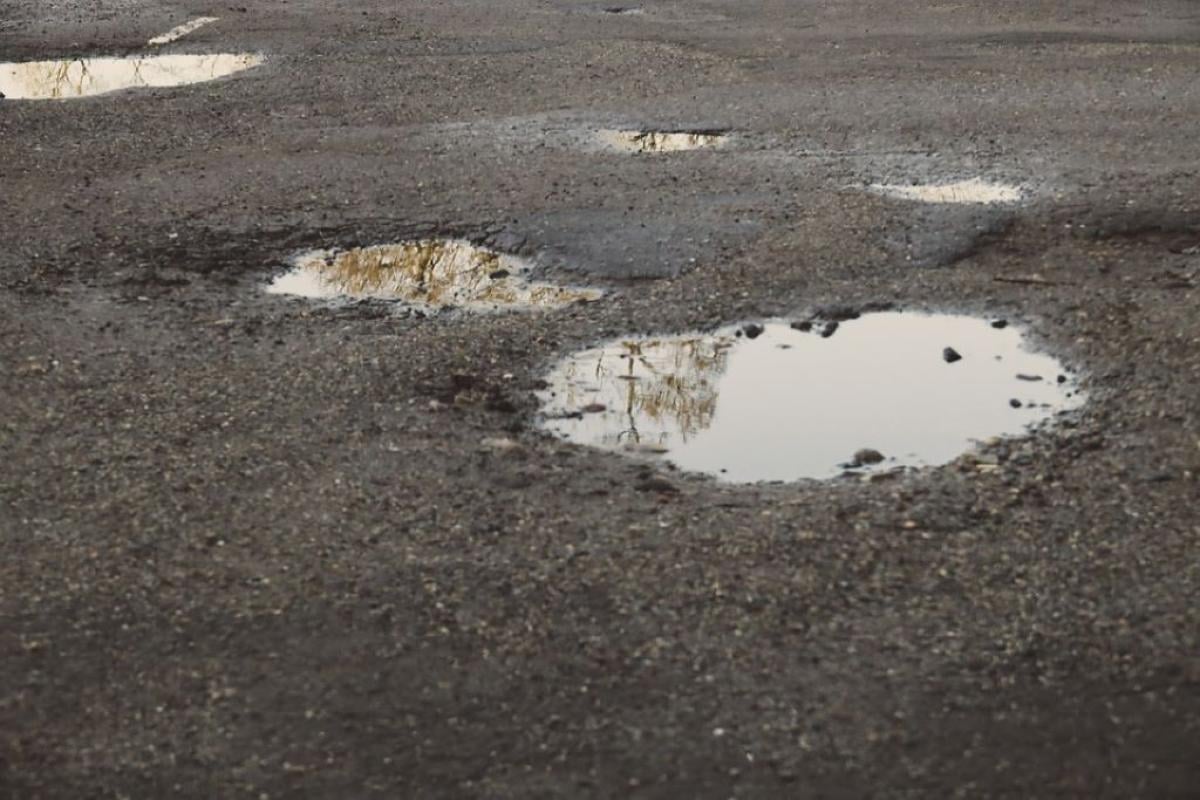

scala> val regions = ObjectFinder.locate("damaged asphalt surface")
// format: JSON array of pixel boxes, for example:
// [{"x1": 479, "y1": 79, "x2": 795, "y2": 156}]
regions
[{"x1": 1, "y1": 0, "x2": 1198, "y2": 796}]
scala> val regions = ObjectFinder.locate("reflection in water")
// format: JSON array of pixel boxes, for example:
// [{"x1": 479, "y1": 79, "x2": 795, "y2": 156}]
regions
[
  {"x1": 599, "y1": 130, "x2": 728, "y2": 153},
  {"x1": 556, "y1": 336, "x2": 735, "y2": 449},
  {"x1": 539, "y1": 314, "x2": 1085, "y2": 482},
  {"x1": 267, "y1": 240, "x2": 602, "y2": 312},
  {"x1": 869, "y1": 178, "x2": 1024, "y2": 205},
  {"x1": 0, "y1": 53, "x2": 263, "y2": 100}
]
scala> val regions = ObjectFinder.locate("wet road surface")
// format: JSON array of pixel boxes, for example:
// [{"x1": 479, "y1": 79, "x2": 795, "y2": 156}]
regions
[{"x1": 2, "y1": 1, "x2": 1198, "y2": 797}]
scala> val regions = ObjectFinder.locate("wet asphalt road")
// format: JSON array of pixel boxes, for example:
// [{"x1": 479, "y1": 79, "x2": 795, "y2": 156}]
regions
[{"x1": 2, "y1": 1, "x2": 1199, "y2": 797}]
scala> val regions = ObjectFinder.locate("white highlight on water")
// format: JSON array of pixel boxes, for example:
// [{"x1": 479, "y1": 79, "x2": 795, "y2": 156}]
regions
[
  {"x1": 148, "y1": 17, "x2": 220, "y2": 46},
  {"x1": 870, "y1": 178, "x2": 1024, "y2": 205}
]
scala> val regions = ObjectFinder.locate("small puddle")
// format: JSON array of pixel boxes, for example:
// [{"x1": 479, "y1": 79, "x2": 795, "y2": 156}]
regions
[
  {"x1": 148, "y1": 17, "x2": 220, "y2": 46},
  {"x1": 869, "y1": 178, "x2": 1024, "y2": 205},
  {"x1": 599, "y1": 129, "x2": 728, "y2": 154},
  {"x1": 537, "y1": 313, "x2": 1083, "y2": 482},
  {"x1": 0, "y1": 53, "x2": 263, "y2": 100},
  {"x1": 267, "y1": 239, "x2": 602, "y2": 312}
]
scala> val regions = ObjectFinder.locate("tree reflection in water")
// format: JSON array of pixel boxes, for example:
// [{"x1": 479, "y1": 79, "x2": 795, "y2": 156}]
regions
[
  {"x1": 599, "y1": 130, "x2": 727, "y2": 154},
  {"x1": 0, "y1": 54, "x2": 263, "y2": 100},
  {"x1": 559, "y1": 335, "x2": 735, "y2": 448}
]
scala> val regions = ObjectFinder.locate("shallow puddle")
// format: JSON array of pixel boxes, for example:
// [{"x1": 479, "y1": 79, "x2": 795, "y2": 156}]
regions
[
  {"x1": 870, "y1": 178, "x2": 1024, "y2": 205},
  {"x1": 267, "y1": 239, "x2": 602, "y2": 312},
  {"x1": 538, "y1": 313, "x2": 1083, "y2": 482},
  {"x1": 0, "y1": 53, "x2": 262, "y2": 100},
  {"x1": 599, "y1": 130, "x2": 728, "y2": 154}
]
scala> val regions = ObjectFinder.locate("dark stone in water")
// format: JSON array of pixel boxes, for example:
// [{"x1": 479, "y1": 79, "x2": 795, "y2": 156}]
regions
[
  {"x1": 991, "y1": 319, "x2": 1008, "y2": 329},
  {"x1": 791, "y1": 321, "x2": 813, "y2": 332},
  {"x1": 489, "y1": 269, "x2": 510, "y2": 279},
  {"x1": 743, "y1": 323, "x2": 765, "y2": 339},
  {"x1": 581, "y1": 403, "x2": 607, "y2": 413},
  {"x1": 1016, "y1": 373, "x2": 1043, "y2": 382},
  {"x1": 1057, "y1": 375, "x2": 1067, "y2": 384},
  {"x1": 1010, "y1": 398, "x2": 1023, "y2": 408},
  {"x1": 943, "y1": 347, "x2": 963, "y2": 363},
  {"x1": 821, "y1": 321, "x2": 839, "y2": 338},
  {"x1": 853, "y1": 448, "x2": 885, "y2": 465}
]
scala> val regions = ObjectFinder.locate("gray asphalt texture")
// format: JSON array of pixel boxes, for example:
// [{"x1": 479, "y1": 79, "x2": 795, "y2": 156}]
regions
[{"x1": 2, "y1": 1, "x2": 1199, "y2": 797}]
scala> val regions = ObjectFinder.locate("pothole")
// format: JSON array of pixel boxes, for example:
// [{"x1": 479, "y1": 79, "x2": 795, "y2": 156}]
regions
[
  {"x1": 869, "y1": 178, "x2": 1024, "y2": 205},
  {"x1": 537, "y1": 312, "x2": 1083, "y2": 483},
  {"x1": 599, "y1": 129, "x2": 728, "y2": 154},
  {"x1": 0, "y1": 53, "x2": 263, "y2": 100},
  {"x1": 266, "y1": 239, "x2": 602, "y2": 312}
]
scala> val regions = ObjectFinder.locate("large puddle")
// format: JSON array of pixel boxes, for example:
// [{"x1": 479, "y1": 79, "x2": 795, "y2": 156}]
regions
[
  {"x1": 599, "y1": 130, "x2": 728, "y2": 154},
  {"x1": 267, "y1": 239, "x2": 602, "y2": 312},
  {"x1": 0, "y1": 53, "x2": 263, "y2": 100},
  {"x1": 537, "y1": 313, "x2": 1083, "y2": 482}
]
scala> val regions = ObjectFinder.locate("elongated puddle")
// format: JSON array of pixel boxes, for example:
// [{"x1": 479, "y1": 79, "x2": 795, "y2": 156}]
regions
[
  {"x1": 267, "y1": 240, "x2": 602, "y2": 312},
  {"x1": 599, "y1": 130, "x2": 727, "y2": 153},
  {"x1": 538, "y1": 313, "x2": 1083, "y2": 482},
  {"x1": 870, "y1": 178, "x2": 1024, "y2": 205},
  {"x1": 0, "y1": 53, "x2": 263, "y2": 100}
]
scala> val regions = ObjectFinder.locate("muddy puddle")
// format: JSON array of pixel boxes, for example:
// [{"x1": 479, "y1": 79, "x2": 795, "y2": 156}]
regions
[
  {"x1": 599, "y1": 130, "x2": 728, "y2": 154},
  {"x1": 0, "y1": 53, "x2": 262, "y2": 100},
  {"x1": 870, "y1": 178, "x2": 1024, "y2": 205},
  {"x1": 267, "y1": 239, "x2": 602, "y2": 312},
  {"x1": 538, "y1": 313, "x2": 1083, "y2": 483}
]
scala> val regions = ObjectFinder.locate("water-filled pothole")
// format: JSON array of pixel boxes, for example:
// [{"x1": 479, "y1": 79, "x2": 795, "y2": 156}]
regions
[
  {"x1": 599, "y1": 129, "x2": 728, "y2": 154},
  {"x1": 0, "y1": 53, "x2": 262, "y2": 100},
  {"x1": 870, "y1": 178, "x2": 1024, "y2": 205},
  {"x1": 537, "y1": 312, "x2": 1083, "y2": 482},
  {"x1": 267, "y1": 239, "x2": 602, "y2": 312}
]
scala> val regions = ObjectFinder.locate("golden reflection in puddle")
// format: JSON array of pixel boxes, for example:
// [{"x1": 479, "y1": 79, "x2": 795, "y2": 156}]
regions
[
  {"x1": 267, "y1": 240, "x2": 602, "y2": 312},
  {"x1": 598, "y1": 130, "x2": 728, "y2": 153},
  {"x1": 539, "y1": 315, "x2": 1085, "y2": 482},
  {"x1": 0, "y1": 53, "x2": 263, "y2": 100}
]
